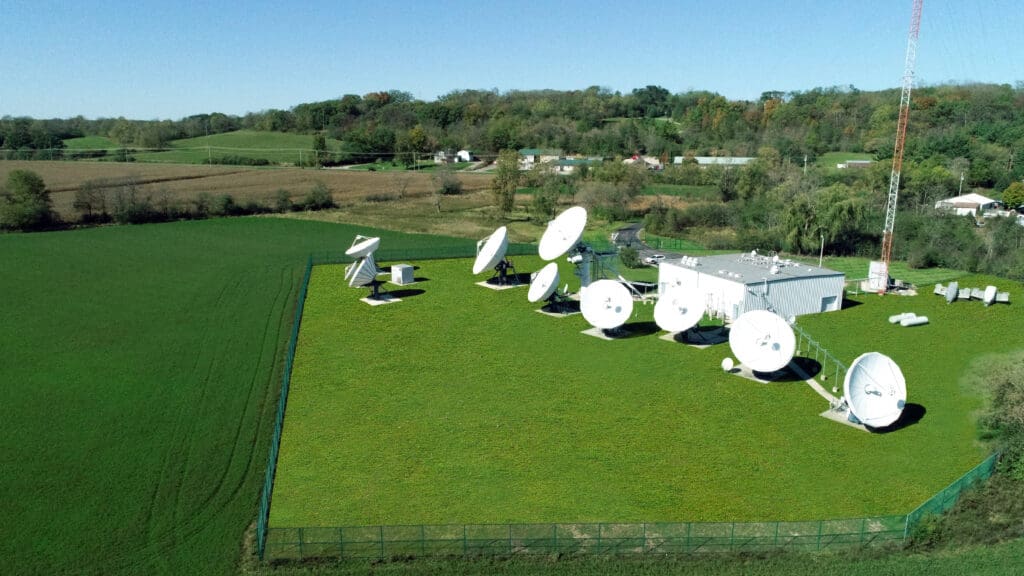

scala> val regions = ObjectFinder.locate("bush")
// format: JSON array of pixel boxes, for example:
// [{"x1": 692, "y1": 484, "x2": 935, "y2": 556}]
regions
[
  {"x1": 619, "y1": 246, "x2": 643, "y2": 269},
  {"x1": 274, "y1": 189, "x2": 292, "y2": 213},
  {"x1": 303, "y1": 182, "x2": 335, "y2": 210},
  {"x1": 0, "y1": 169, "x2": 57, "y2": 231}
]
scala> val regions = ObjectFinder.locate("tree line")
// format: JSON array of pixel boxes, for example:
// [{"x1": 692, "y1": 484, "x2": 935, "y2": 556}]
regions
[{"x1": 3, "y1": 83, "x2": 1022, "y2": 188}]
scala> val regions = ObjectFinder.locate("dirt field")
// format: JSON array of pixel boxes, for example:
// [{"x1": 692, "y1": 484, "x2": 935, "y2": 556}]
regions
[{"x1": 0, "y1": 161, "x2": 495, "y2": 224}]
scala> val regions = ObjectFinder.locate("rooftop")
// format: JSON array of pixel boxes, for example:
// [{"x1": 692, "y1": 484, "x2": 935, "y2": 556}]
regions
[{"x1": 666, "y1": 252, "x2": 844, "y2": 284}]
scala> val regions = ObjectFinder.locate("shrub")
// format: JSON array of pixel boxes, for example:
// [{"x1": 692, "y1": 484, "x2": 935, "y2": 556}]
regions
[{"x1": 304, "y1": 182, "x2": 335, "y2": 210}]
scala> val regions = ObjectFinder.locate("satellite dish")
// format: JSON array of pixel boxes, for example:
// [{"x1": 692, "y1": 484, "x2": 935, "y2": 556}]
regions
[
  {"x1": 728, "y1": 309, "x2": 796, "y2": 373},
  {"x1": 538, "y1": 206, "x2": 587, "y2": 261},
  {"x1": 945, "y1": 281, "x2": 959, "y2": 303},
  {"x1": 472, "y1": 226, "x2": 509, "y2": 275},
  {"x1": 654, "y1": 288, "x2": 703, "y2": 333},
  {"x1": 345, "y1": 235, "x2": 380, "y2": 258},
  {"x1": 721, "y1": 357, "x2": 735, "y2": 372},
  {"x1": 844, "y1": 352, "x2": 907, "y2": 428},
  {"x1": 345, "y1": 252, "x2": 375, "y2": 282},
  {"x1": 348, "y1": 257, "x2": 379, "y2": 288},
  {"x1": 580, "y1": 279, "x2": 633, "y2": 330},
  {"x1": 983, "y1": 285, "x2": 997, "y2": 306},
  {"x1": 528, "y1": 262, "x2": 560, "y2": 303}
]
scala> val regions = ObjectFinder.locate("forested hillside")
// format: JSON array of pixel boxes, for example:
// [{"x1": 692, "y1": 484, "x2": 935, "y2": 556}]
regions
[{"x1": 3, "y1": 84, "x2": 1022, "y2": 185}]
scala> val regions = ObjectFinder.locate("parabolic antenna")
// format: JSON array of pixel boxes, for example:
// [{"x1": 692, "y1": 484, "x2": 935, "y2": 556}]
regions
[
  {"x1": 472, "y1": 226, "x2": 509, "y2": 275},
  {"x1": 983, "y1": 285, "x2": 997, "y2": 306},
  {"x1": 528, "y1": 262, "x2": 560, "y2": 303},
  {"x1": 348, "y1": 257, "x2": 379, "y2": 288},
  {"x1": 538, "y1": 206, "x2": 587, "y2": 261},
  {"x1": 345, "y1": 235, "x2": 381, "y2": 258},
  {"x1": 344, "y1": 252, "x2": 375, "y2": 282},
  {"x1": 945, "y1": 281, "x2": 959, "y2": 303},
  {"x1": 844, "y1": 352, "x2": 907, "y2": 428},
  {"x1": 728, "y1": 309, "x2": 796, "y2": 373},
  {"x1": 580, "y1": 279, "x2": 633, "y2": 330},
  {"x1": 654, "y1": 288, "x2": 704, "y2": 333}
]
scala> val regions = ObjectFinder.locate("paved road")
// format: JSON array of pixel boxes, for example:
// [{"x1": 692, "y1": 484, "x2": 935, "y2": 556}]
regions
[{"x1": 612, "y1": 223, "x2": 687, "y2": 265}]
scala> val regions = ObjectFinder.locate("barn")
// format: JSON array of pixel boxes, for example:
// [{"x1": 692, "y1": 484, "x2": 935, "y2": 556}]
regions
[{"x1": 658, "y1": 252, "x2": 845, "y2": 321}]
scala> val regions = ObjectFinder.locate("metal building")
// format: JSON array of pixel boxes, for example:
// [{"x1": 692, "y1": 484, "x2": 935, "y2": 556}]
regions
[{"x1": 658, "y1": 252, "x2": 845, "y2": 321}]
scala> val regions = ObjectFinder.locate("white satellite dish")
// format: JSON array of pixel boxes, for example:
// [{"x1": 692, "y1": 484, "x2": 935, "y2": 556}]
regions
[
  {"x1": 345, "y1": 252, "x2": 375, "y2": 282},
  {"x1": 345, "y1": 235, "x2": 380, "y2": 258},
  {"x1": 983, "y1": 285, "x2": 997, "y2": 306},
  {"x1": 654, "y1": 288, "x2": 703, "y2": 333},
  {"x1": 538, "y1": 206, "x2": 587, "y2": 261},
  {"x1": 472, "y1": 226, "x2": 509, "y2": 275},
  {"x1": 728, "y1": 309, "x2": 796, "y2": 373},
  {"x1": 945, "y1": 281, "x2": 959, "y2": 303},
  {"x1": 580, "y1": 279, "x2": 633, "y2": 330},
  {"x1": 528, "y1": 262, "x2": 560, "y2": 303},
  {"x1": 348, "y1": 257, "x2": 379, "y2": 288},
  {"x1": 844, "y1": 352, "x2": 907, "y2": 428}
]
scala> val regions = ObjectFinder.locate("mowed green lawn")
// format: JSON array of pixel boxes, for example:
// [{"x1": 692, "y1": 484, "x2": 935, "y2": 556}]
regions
[
  {"x1": 133, "y1": 130, "x2": 345, "y2": 164},
  {"x1": 0, "y1": 218, "x2": 474, "y2": 576},
  {"x1": 271, "y1": 259, "x2": 1018, "y2": 528}
]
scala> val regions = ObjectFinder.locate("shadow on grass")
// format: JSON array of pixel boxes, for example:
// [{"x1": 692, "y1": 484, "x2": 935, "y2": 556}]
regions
[
  {"x1": 841, "y1": 297, "x2": 863, "y2": 310},
  {"x1": 388, "y1": 288, "x2": 426, "y2": 299},
  {"x1": 483, "y1": 272, "x2": 531, "y2": 286},
  {"x1": 674, "y1": 325, "x2": 728, "y2": 346},
  {"x1": 539, "y1": 300, "x2": 580, "y2": 315},
  {"x1": 612, "y1": 321, "x2": 661, "y2": 339},
  {"x1": 752, "y1": 358, "x2": 824, "y2": 383},
  {"x1": 870, "y1": 403, "x2": 926, "y2": 433}
]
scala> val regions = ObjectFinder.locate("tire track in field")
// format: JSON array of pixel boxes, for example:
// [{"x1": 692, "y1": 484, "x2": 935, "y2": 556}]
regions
[
  {"x1": 194, "y1": 263, "x2": 290, "y2": 514},
  {"x1": 132, "y1": 271, "x2": 243, "y2": 573},
  {"x1": 110, "y1": 263, "x2": 296, "y2": 573}
]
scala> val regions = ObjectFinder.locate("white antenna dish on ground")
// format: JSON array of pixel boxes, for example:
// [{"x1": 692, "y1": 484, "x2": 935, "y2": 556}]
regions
[
  {"x1": 345, "y1": 235, "x2": 381, "y2": 258},
  {"x1": 528, "y1": 262, "x2": 560, "y2": 303},
  {"x1": 538, "y1": 206, "x2": 587, "y2": 261},
  {"x1": 844, "y1": 352, "x2": 907, "y2": 428},
  {"x1": 945, "y1": 281, "x2": 959, "y2": 303},
  {"x1": 472, "y1": 226, "x2": 509, "y2": 275},
  {"x1": 654, "y1": 288, "x2": 704, "y2": 333},
  {"x1": 345, "y1": 253, "x2": 376, "y2": 282},
  {"x1": 580, "y1": 279, "x2": 633, "y2": 330},
  {"x1": 348, "y1": 256, "x2": 379, "y2": 288},
  {"x1": 983, "y1": 285, "x2": 997, "y2": 306},
  {"x1": 728, "y1": 309, "x2": 796, "y2": 373}
]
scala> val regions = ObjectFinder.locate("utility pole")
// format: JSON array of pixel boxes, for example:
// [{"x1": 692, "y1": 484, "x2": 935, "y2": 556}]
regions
[{"x1": 959, "y1": 171, "x2": 965, "y2": 195}]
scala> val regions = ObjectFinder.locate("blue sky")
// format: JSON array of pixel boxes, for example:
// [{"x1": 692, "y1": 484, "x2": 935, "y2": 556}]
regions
[{"x1": 1, "y1": 0, "x2": 1021, "y2": 120}]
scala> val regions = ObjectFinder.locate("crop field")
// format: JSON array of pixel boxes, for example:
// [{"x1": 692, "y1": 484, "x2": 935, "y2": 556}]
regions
[
  {"x1": 271, "y1": 255, "x2": 1018, "y2": 528},
  {"x1": 0, "y1": 217, "x2": 476, "y2": 576},
  {"x1": 0, "y1": 160, "x2": 493, "y2": 220}
]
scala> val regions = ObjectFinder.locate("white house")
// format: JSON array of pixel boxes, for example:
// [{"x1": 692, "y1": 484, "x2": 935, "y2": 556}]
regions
[
  {"x1": 658, "y1": 252, "x2": 845, "y2": 322},
  {"x1": 624, "y1": 155, "x2": 663, "y2": 170},
  {"x1": 518, "y1": 148, "x2": 563, "y2": 170},
  {"x1": 934, "y1": 193, "x2": 999, "y2": 217},
  {"x1": 673, "y1": 156, "x2": 755, "y2": 167}
]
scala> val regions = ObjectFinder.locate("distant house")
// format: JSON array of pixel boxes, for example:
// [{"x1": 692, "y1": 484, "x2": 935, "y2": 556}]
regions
[
  {"x1": 518, "y1": 148, "x2": 563, "y2": 170},
  {"x1": 552, "y1": 157, "x2": 602, "y2": 174},
  {"x1": 456, "y1": 150, "x2": 474, "y2": 163},
  {"x1": 934, "y1": 193, "x2": 999, "y2": 217},
  {"x1": 837, "y1": 160, "x2": 873, "y2": 169},
  {"x1": 674, "y1": 156, "x2": 755, "y2": 167},
  {"x1": 433, "y1": 150, "x2": 456, "y2": 164},
  {"x1": 624, "y1": 155, "x2": 663, "y2": 170}
]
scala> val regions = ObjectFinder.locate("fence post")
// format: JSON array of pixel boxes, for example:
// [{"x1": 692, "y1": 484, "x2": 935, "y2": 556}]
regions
[
  {"x1": 816, "y1": 520, "x2": 822, "y2": 551},
  {"x1": 463, "y1": 525, "x2": 467, "y2": 555},
  {"x1": 642, "y1": 523, "x2": 647, "y2": 554},
  {"x1": 338, "y1": 527, "x2": 344, "y2": 559},
  {"x1": 773, "y1": 521, "x2": 779, "y2": 547},
  {"x1": 379, "y1": 525, "x2": 384, "y2": 560},
  {"x1": 298, "y1": 527, "x2": 304, "y2": 560},
  {"x1": 730, "y1": 522, "x2": 735, "y2": 550},
  {"x1": 421, "y1": 524, "x2": 426, "y2": 557},
  {"x1": 508, "y1": 524, "x2": 513, "y2": 554},
  {"x1": 553, "y1": 524, "x2": 558, "y2": 553},
  {"x1": 597, "y1": 523, "x2": 602, "y2": 552}
]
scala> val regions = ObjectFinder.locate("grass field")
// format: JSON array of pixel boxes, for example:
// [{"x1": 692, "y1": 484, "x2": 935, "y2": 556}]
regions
[
  {"x1": 64, "y1": 135, "x2": 117, "y2": 149},
  {"x1": 270, "y1": 256, "x2": 1018, "y2": 528},
  {"x1": 816, "y1": 151, "x2": 876, "y2": 168},
  {"x1": 0, "y1": 217, "x2": 476, "y2": 576}
]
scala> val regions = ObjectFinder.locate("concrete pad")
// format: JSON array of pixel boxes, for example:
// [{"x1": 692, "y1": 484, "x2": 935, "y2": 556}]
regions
[
  {"x1": 476, "y1": 281, "x2": 522, "y2": 291},
  {"x1": 360, "y1": 296, "x2": 402, "y2": 306}
]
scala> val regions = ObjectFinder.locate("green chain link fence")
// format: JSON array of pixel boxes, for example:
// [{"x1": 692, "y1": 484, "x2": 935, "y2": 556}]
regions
[{"x1": 255, "y1": 249, "x2": 1001, "y2": 562}]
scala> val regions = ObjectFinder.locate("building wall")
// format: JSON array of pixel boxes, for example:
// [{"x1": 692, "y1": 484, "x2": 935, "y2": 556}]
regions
[{"x1": 659, "y1": 263, "x2": 844, "y2": 321}]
